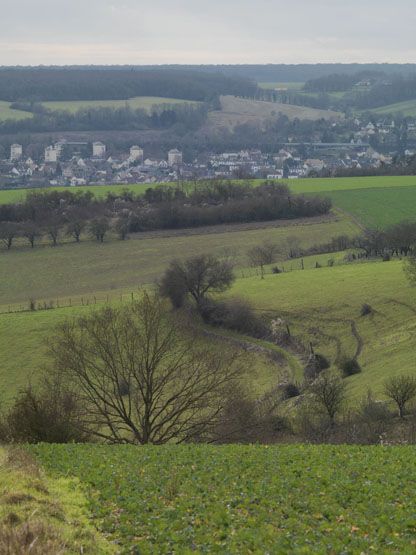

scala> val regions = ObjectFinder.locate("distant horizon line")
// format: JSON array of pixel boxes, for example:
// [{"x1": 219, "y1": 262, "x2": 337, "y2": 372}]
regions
[{"x1": 1, "y1": 62, "x2": 416, "y2": 68}]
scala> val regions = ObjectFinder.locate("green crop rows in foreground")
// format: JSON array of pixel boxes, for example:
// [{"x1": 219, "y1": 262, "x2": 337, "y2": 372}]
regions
[{"x1": 31, "y1": 444, "x2": 416, "y2": 554}]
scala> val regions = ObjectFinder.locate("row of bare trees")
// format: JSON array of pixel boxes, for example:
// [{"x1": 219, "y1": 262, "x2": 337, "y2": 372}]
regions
[{"x1": 0, "y1": 215, "x2": 131, "y2": 249}]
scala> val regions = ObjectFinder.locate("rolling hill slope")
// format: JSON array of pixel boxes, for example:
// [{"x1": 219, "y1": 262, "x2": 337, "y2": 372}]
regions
[
  {"x1": 42, "y1": 96, "x2": 200, "y2": 113},
  {"x1": 205, "y1": 95, "x2": 342, "y2": 131}
]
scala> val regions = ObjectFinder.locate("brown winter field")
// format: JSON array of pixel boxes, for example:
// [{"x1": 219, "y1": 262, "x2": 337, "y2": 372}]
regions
[{"x1": 205, "y1": 95, "x2": 342, "y2": 131}]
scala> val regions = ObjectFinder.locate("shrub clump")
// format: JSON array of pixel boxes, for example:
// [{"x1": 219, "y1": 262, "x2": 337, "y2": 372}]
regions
[
  {"x1": 340, "y1": 357, "x2": 361, "y2": 377},
  {"x1": 304, "y1": 353, "x2": 330, "y2": 380},
  {"x1": 200, "y1": 298, "x2": 267, "y2": 338},
  {"x1": 360, "y1": 303, "x2": 373, "y2": 316},
  {"x1": 2, "y1": 379, "x2": 88, "y2": 444},
  {"x1": 271, "y1": 266, "x2": 282, "y2": 274},
  {"x1": 281, "y1": 382, "x2": 301, "y2": 400}
]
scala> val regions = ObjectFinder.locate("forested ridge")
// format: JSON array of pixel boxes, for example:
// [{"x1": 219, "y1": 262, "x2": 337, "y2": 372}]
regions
[{"x1": 0, "y1": 68, "x2": 257, "y2": 102}]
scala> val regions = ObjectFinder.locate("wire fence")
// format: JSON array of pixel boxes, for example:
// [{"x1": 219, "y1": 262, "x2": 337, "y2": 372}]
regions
[
  {"x1": 0, "y1": 289, "x2": 144, "y2": 316},
  {"x1": 1, "y1": 253, "x2": 372, "y2": 317}
]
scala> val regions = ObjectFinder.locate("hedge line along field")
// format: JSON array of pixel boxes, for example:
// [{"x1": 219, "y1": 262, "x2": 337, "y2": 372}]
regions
[
  {"x1": 42, "y1": 96, "x2": 200, "y2": 114},
  {"x1": 228, "y1": 258, "x2": 416, "y2": 398},
  {"x1": 30, "y1": 443, "x2": 416, "y2": 554},
  {"x1": 0, "y1": 214, "x2": 358, "y2": 308},
  {"x1": 2, "y1": 175, "x2": 416, "y2": 205}
]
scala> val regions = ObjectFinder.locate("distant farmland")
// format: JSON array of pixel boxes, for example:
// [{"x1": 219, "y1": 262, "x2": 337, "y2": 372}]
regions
[
  {"x1": 206, "y1": 95, "x2": 342, "y2": 131},
  {"x1": 370, "y1": 98, "x2": 416, "y2": 116},
  {"x1": 0, "y1": 100, "x2": 33, "y2": 121},
  {"x1": 42, "y1": 96, "x2": 200, "y2": 113},
  {"x1": 258, "y1": 82, "x2": 304, "y2": 90},
  {"x1": 325, "y1": 186, "x2": 416, "y2": 228}
]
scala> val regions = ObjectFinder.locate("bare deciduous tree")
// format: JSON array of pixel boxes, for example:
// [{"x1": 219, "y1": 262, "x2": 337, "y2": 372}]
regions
[
  {"x1": 50, "y1": 292, "x2": 243, "y2": 444},
  {"x1": 66, "y1": 219, "x2": 86, "y2": 243},
  {"x1": 383, "y1": 375, "x2": 416, "y2": 418},
  {"x1": 89, "y1": 217, "x2": 110, "y2": 243},
  {"x1": 159, "y1": 254, "x2": 235, "y2": 308},
  {"x1": 22, "y1": 222, "x2": 40, "y2": 248},
  {"x1": 0, "y1": 222, "x2": 19, "y2": 250},
  {"x1": 45, "y1": 216, "x2": 62, "y2": 247},
  {"x1": 309, "y1": 371, "x2": 346, "y2": 424},
  {"x1": 286, "y1": 235, "x2": 301, "y2": 259},
  {"x1": 114, "y1": 215, "x2": 130, "y2": 240},
  {"x1": 247, "y1": 241, "x2": 279, "y2": 279}
]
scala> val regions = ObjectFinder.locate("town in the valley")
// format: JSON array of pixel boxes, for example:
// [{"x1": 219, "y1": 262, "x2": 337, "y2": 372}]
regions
[{"x1": 1, "y1": 123, "x2": 413, "y2": 189}]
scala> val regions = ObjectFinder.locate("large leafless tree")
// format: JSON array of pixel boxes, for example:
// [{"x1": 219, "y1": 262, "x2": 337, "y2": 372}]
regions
[{"x1": 50, "y1": 292, "x2": 243, "y2": 444}]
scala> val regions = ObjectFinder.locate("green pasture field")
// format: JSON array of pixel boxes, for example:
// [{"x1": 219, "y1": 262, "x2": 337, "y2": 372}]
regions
[
  {"x1": 2, "y1": 175, "x2": 416, "y2": 206},
  {"x1": 229, "y1": 258, "x2": 416, "y2": 398},
  {"x1": 42, "y1": 96, "x2": 199, "y2": 114},
  {"x1": 258, "y1": 82, "x2": 304, "y2": 90},
  {"x1": 294, "y1": 90, "x2": 347, "y2": 101},
  {"x1": 0, "y1": 301, "x2": 287, "y2": 405},
  {"x1": 1, "y1": 252, "x2": 415, "y2": 402},
  {"x1": 0, "y1": 100, "x2": 33, "y2": 121},
  {"x1": 0, "y1": 214, "x2": 356, "y2": 401},
  {"x1": 287, "y1": 175, "x2": 416, "y2": 194},
  {"x1": 0, "y1": 215, "x2": 358, "y2": 308},
  {"x1": 371, "y1": 98, "x2": 416, "y2": 116},
  {"x1": 30, "y1": 443, "x2": 416, "y2": 554},
  {"x1": 326, "y1": 187, "x2": 416, "y2": 228}
]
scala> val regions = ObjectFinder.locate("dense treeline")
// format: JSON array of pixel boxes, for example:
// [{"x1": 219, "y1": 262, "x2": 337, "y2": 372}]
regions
[
  {"x1": 144, "y1": 64, "x2": 416, "y2": 83},
  {"x1": 130, "y1": 182, "x2": 331, "y2": 231},
  {"x1": 0, "y1": 181, "x2": 331, "y2": 248},
  {"x1": 0, "y1": 103, "x2": 208, "y2": 134},
  {"x1": 353, "y1": 77, "x2": 416, "y2": 109},
  {"x1": 0, "y1": 68, "x2": 257, "y2": 103},
  {"x1": 301, "y1": 72, "x2": 416, "y2": 111},
  {"x1": 302, "y1": 221, "x2": 416, "y2": 259},
  {"x1": 304, "y1": 71, "x2": 384, "y2": 93},
  {"x1": 355, "y1": 222, "x2": 416, "y2": 258}
]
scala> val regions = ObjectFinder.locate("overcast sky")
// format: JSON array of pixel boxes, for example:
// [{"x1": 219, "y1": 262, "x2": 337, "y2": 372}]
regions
[{"x1": 1, "y1": 0, "x2": 415, "y2": 66}]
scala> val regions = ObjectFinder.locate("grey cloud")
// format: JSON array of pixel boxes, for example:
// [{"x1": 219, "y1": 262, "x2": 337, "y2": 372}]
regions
[{"x1": 0, "y1": 0, "x2": 415, "y2": 64}]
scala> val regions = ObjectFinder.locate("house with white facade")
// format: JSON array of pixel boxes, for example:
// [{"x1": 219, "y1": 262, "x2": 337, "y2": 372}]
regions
[{"x1": 10, "y1": 144, "x2": 23, "y2": 161}]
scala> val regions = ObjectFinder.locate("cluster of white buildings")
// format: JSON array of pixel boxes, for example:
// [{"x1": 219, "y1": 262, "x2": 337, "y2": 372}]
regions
[
  {"x1": 9, "y1": 142, "x2": 183, "y2": 167},
  {"x1": 3, "y1": 142, "x2": 185, "y2": 188}
]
